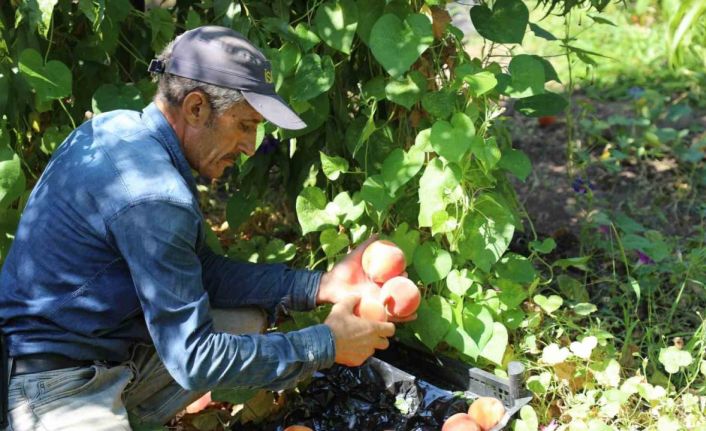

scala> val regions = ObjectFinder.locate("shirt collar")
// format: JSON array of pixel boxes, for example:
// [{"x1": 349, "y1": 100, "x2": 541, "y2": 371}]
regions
[{"x1": 141, "y1": 102, "x2": 198, "y2": 196}]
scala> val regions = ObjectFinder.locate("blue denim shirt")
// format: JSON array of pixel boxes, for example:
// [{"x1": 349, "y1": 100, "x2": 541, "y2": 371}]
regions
[{"x1": 0, "y1": 103, "x2": 335, "y2": 391}]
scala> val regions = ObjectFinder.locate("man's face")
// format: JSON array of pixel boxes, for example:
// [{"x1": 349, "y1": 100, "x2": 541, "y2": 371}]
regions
[{"x1": 183, "y1": 101, "x2": 264, "y2": 179}]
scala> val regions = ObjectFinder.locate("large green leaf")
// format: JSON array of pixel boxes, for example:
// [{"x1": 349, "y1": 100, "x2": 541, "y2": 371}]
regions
[
  {"x1": 370, "y1": 13, "x2": 433, "y2": 78},
  {"x1": 505, "y1": 55, "x2": 545, "y2": 98},
  {"x1": 418, "y1": 158, "x2": 461, "y2": 227},
  {"x1": 261, "y1": 239, "x2": 296, "y2": 263},
  {"x1": 296, "y1": 187, "x2": 339, "y2": 234},
  {"x1": 421, "y1": 90, "x2": 455, "y2": 119},
  {"x1": 498, "y1": 148, "x2": 532, "y2": 181},
  {"x1": 292, "y1": 54, "x2": 335, "y2": 101},
  {"x1": 354, "y1": 0, "x2": 385, "y2": 46},
  {"x1": 78, "y1": 0, "x2": 106, "y2": 32},
  {"x1": 360, "y1": 175, "x2": 395, "y2": 213},
  {"x1": 320, "y1": 152, "x2": 349, "y2": 181},
  {"x1": 92, "y1": 83, "x2": 143, "y2": 114},
  {"x1": 470, "y1": 136, "x2": 501, "y2": 171},
  {"x1": 313, "y1": 0, "x2": 358, "y2": 54},
  {"x1": 444, "y1": 303, "x2": 494, "y2": 360},
  {"x1": 479, "y1": 322, "x2": 508, "y2": 365},
  {"x1": 384, "y1": 71, "x2": 427, "y2": 109},
  {"x1": 0, "y1": 125, "x2": 25, "y2": 210},
  {"x1": 40, "y1": 125, "x2": 72, "y2": 155},
  {"x1": 388, "y1": 222, "x2": 420, "y2": 265},
  {"x1": 413, "y1": 241, "x2": 452, "y2": 284},
  {"x1": 330, "y1": 191, "x2": 365, "y2": 225},
  {"x1": 430, "y1": 112, "x2": 475, "y2": 164},
  {"x1": 381, "y1": 146, "x2": 424, "y2": 194},
  {"x1": 457, "y1": 194, "x2": 515, "y2": 272},
  {"x1": 18, "y1": 49, "x2": 72, "y2": 104},
  {"x1": 148, "y1": 8, "x2": 175, "y2": 53},
  {"x1": 495, "y1": 253, "x2": 536, "y2": 284},
  {"x1": 320, "y1": 228, "x2": 350, "y2": 258},
  {"x1": 514, "y1": 93, "x2": 568, "y2": 117},
  {"x1": 15, "y1": 0, "x2": 58, "y2": 37},
  {"x1": 470, "y1": 0, "x2": 529, "y2": 44},
  {"x1": 446, "y1": 268, "x2": 475, "y2": 297},
  {"x1": 407, "y1": 295, "x2": 453, "y2": 350},
  {"x1": 226, "y1": 191, "x2": 257, "y2": 231},
  {"x1": 463, "y1": 71, "x2": 498, "y2": 97}
]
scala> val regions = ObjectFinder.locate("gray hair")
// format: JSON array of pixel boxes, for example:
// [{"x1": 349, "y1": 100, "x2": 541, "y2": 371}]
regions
[{"x1": 152, "y1": 36, "x2": 245, "y2": 118}]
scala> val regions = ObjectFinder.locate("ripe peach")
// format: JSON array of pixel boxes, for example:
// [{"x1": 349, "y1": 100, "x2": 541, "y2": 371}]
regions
[
  {"x1": 468, "y1": 397, "x2": 506, "y2": 431},
  {"x1": 284, "y1": 426, "x2": 313, "y2": 431},
  {"x1": 361, "y1": 240, "x2": 406, "y2": 283},
  {"x1": 442, "y1": 413, "x2": 481, "y2": 431},
  {"x1": 353, "y1": 295, "x2": 388, "y2": 322},
  {"x1": 380, "y1": 276, "x2": 420, "y2": 317},
  {"x1": 185, "y1": 391, "x2": 212, "y2": 414}
]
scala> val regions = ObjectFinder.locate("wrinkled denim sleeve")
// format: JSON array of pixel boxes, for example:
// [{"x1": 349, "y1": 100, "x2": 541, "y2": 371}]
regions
[
  {"x1": 198, "y1": 246, "x2": 321, "y2": 314},
  {"x1": 107, "y1": 200, "x2": 336, "y2": 391}
]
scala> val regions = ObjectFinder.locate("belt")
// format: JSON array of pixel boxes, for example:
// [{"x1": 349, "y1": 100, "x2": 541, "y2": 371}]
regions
[{"x1": 10, "y1": 354, "x2": 95, "y2": 377}]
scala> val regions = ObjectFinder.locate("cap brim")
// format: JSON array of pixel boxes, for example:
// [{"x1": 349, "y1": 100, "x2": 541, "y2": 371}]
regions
[{"x1": 241, "y1": 91, "x2": 307, "y2": 130}]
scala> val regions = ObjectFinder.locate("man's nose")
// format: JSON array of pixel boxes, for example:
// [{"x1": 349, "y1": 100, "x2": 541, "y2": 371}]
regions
[{"x1": 240, "y1": 140, "x2": 256, "y2": 157}]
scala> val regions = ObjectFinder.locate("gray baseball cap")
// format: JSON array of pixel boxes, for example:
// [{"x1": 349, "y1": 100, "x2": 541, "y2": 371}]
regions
[{"x1": 149, "y1": 26, "x2": 306, "y2": 130}]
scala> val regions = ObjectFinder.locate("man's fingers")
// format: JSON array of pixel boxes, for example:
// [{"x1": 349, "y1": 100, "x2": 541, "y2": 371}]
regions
[
  {"x1": 376, "y1": 336, "x2": 390, "y2": 350},
  {"x1": 374, "y1": 321, "x2": 396, "y2": 338},
  {"x1": 336, "y1": 294, "x2": 361, "y2": 311}
]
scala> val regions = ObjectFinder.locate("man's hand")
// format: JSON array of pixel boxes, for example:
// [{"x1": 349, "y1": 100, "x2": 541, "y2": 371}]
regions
[
  {"x1": 324, "y1": 295, "x2": 395, "y2": 366},
  {"x1": 316, "y1": 237, "x2": 417, "y2": 322}
]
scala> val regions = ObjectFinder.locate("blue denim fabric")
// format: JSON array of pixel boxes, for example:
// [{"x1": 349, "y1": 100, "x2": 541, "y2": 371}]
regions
[{"x1": 0, "y1": 103, "x2": 335, "y2": 391}]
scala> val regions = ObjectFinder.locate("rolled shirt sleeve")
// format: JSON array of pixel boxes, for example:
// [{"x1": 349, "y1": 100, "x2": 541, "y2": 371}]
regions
[
  {"x1": 107, "y1": 200, "x2": 335, "y2": 391},
  {"x1": 198, "y1": 246, "x2": 321, "y2": 313}
]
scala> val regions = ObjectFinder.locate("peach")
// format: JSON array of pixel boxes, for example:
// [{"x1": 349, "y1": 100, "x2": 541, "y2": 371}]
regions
[
  {"x1": 442, "y1": 413, "x2": 481, "y2": 431},
  {"x1": 361, "y1": 240, "x2": 406, "y2": 283},
  {"x1": 353, "y1": 295, "x2": 388, "y2": 322},
  {"x1": 380, "y1": 276, "x2": 420, "y2": 318},
  {"x1": 185, "y1": 391, "x2": 212, "y2": 414},
  {"x1": 468, "y1": 397, "x2": 506, "y2": 431},
  {"x1": 284, "y1": 426, "x2": 313, "y2": 431}
]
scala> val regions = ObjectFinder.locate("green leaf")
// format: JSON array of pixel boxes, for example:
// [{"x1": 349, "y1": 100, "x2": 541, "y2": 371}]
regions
[
  {"x1": 446, "y1": 268, "x2": 474, "y2": 296},
  {"x1": 18, "y1": 49, "x2": 72, "y2": 104},
  {"x1": 529, "y1": 22, "x2": 557, "y2": 41},
  {"x1": 498, "y1": 148, "x2": 532, "y2": 181},
  {"x1": 320, "y1": 152, "x2": 349, "y2": 181},
  {"x1": 360, "y1": 174, "x2": 395, "y2": 213},
  {"x1": 293, "y1": 23, "x2": 322, "y2": 52},
  {"x1": 470, "y1": 0, "x2": 529, "y2": 44},
  {"x1": 385, "y1": 71, "x2": 427, "y2": 109},
  {"x1": 529, "y1": 237, "x2": 556, "y2": 254},
  {"x1": 557, "y1": 274, "x2": 589, "y2": 302},
  {"x1": 532, "y1": 55, "x2": 561, "y2": 83},
  {"x1": 330, "y1": 191, "x2": 365, "y2": 225},
  {"x1": 506, "y1": 55, "x2": 545, "y2": 98},
  {"x1": 572, "y1": 303, "x2": 597, "y2": 316},
  {"x1": 418, "y1": 158, "x2": 462, "y2": 227},
  {"x1": 463, "y1": 71, "x2": 498, "y2": 97},
  {"x1": 15, "y1": 0, "x2": 58, "y2": 37},
  {"x1": 296, "y1": 187, "x2": 339, "y2": 235},
  {"x1": 313, "y1": 0, "x2": 358, "y2": 54},
  {"x1": 185, "y1": 8, "x2": 202, "y2": 30},
  {"x1": 211, "y1": 387, "x2": 258, "y2": 405},
  {"x1": 282, "y1": 92, "x2": 330, "y2": 139},
  {"x1": 445, "y1": 303, "x2": 494, "y2": 360},
  {"x1": 533, "y1": 294, "x2": 563, "y2": 315},
  {"x1": 470, "y1": 136, "x2": 501, "y2": 171},
  {"x1": 370, "y1": 13, "x2": 433, "y2": 78},
  {"x1": 261, "y1": 239, "x2": 296, "y2": 263},
  {"x1": 457, "y1": 194, "x2": 515, "y2": 272},
  {"x1": 0, "y1": 127, "x2": 24, "y2": 210},
  {"x1": 320, "y1": 228, "x2": 350, "y2": 258},
  {"x1": 526, "y1": 372, "x2": 551, "y2": 394},
  {"x1": 388, "y1": 222, "x2": 420, "y2": 264},
  {"x1": 270, "y1": 43, "x2": 301, "y2": 89},
  {"x1": 355, "y1": 0, "x2": 385, "y2": 46},
  {"x1": 496, "y1": 279, "x2": 528, "y2": 308},
  {"x1": 430, "y1": 112, "x2": 475, "y2": 163},
  {"x1": 78, "y1": 0, "x2": 105, "y2": 32},
  {"x1": 148, "y1": 8, "x2": 175, "y2": 53},
  {"x1": 479, "y1": 322, "x2": 508, "y2": 365},
  {"x1": 421, "y1": 90, "x2": 455, "y2": 119},
  {"x1": 413, "y1": 241, "x2": 452, "y2": 284},
  {"x1": 40, "y1": 125, "x2": 71, "y2": 156},
  {"x1": 91, "y1": 83, "x2": 143, "y2": 114},
  {"x1": 407, "y1": 295, "x2": 453, "y2": 350},
  {"x1": 226, "y1": 191, "x2": 257, "y2": 231},
  {"x1": 553, "y1": 256, "x2": 590, "y2": 271},
  {"x1": 292, "y1": 54, "x2": 335, "y2": 101},
  {"x1": 495, "y1": 253, "x2": 536, "y2": 284},
  {"x1": 659, "y1": 347, "x2": 692, "y2": 374},
  {"x1": 381, "y1": 146, "x2": 424, "y2": 194},
  {"x1": 515, "y1": 93, "x2": 568, "y2": 117},
  {"x1": 431, "y1": 210, "x2": 457, "y2": 236},
  {"x1": 588, "y1": 15, "x2": 617, "y2": 26}
]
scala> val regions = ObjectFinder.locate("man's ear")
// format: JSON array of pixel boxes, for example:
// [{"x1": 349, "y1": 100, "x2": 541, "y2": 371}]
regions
[{"x1": 182, "y1": 91, "x2": 212, "y2": 128}]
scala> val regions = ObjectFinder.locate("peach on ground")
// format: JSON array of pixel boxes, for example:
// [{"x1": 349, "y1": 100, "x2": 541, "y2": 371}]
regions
[
  {"x1": 361, "y1": 240, "x2": 406, "y2": 283},
  {"x1": 283, "y1": 426, "x2": 313, "y2": 431},
  {"x1": 185, "y1": 391, "x2": 212, "y2": 414},
  {"x1": 468, "y1": 397, "x2": 506, "y2": 431},
  {"x1": 380, "y1": 276, "x2": 420, "y2": 317},
  {"x1": 442, "y1": 412, "x2": 481, "y2": 431}
]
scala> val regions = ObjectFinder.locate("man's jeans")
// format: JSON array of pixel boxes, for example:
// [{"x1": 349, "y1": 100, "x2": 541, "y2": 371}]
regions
[{"x1": 4, "y1": 308, "x2": 267, "y2": 431}]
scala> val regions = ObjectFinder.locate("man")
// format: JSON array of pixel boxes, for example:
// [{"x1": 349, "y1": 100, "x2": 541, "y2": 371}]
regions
[{"x1": 0, "y1": 26, "x2": 400, "y2": 430}]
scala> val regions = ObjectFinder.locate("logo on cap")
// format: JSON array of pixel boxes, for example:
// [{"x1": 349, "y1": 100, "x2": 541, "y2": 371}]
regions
[{"x1": 264, "y1": 69, "x2": 273, "y2": 84}]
